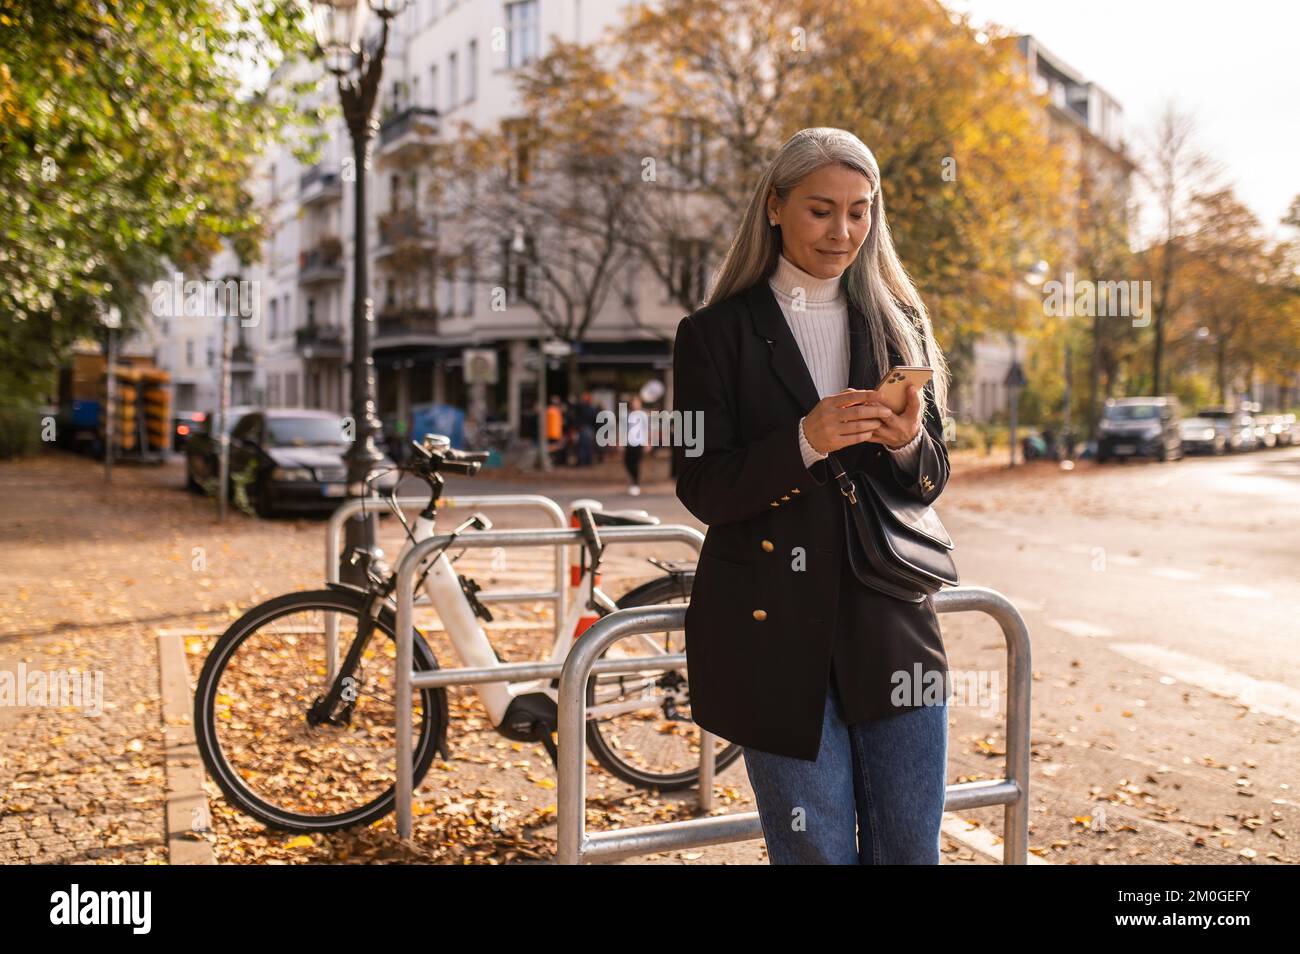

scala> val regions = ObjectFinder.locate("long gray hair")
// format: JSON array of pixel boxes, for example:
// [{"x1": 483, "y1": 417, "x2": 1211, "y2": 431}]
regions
[{"x1": 704, "y1": 127, "x2": 950, "y2": 423}]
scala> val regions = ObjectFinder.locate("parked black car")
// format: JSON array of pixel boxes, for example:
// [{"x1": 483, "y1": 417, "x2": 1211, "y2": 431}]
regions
[
  {"x1": 226, "y1": 408, "x2": 399, "y2": 516},
  {"x1": 172, "y1": 410, "x2": 208, "y2": 452},
  {"x1": 1096, "y1": 396, "x2": 1184, "y2": 462},
  {"x1": 184, "y1": 405, "x2": 258, "y2": 491}
]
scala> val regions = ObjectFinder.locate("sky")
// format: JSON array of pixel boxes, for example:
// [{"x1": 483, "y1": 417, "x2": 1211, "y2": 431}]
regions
[{"x1": 949, "y1": 0, "x2": 1300, "y2": 240}]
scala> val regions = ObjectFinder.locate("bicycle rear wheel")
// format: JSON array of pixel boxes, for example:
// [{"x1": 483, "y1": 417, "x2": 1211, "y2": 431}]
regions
[
  {"x1": 193, "y1": 588, "x2": 447, "y2": 832},
  {"x1": 585, "y1": 572, "x2": 744, "y2": 790}
]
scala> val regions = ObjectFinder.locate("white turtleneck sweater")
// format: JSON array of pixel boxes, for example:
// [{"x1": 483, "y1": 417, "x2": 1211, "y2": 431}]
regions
[{"x1": 766, "y1": 253, "x2": 923, "y2": 471}]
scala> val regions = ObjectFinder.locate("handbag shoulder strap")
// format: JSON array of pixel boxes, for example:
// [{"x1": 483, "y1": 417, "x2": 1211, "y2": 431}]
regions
[{"x1": 825, "y1": 450, "x2": 858, "y2": 505}]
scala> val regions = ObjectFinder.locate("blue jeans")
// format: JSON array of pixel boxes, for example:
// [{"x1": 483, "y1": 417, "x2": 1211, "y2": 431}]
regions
[{"x1": 742, "y1": 673, "x2": 948, "y2": 864}]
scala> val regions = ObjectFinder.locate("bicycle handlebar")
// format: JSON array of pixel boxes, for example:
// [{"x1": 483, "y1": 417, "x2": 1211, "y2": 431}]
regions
[{"x1": 406, "y1": 435, "x2": 489, "y2": 480}]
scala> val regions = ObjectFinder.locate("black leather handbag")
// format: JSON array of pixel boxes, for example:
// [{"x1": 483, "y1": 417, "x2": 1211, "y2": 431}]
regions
[{"x1": 827, "y1": 450, "x2": 959, "y2": 602}]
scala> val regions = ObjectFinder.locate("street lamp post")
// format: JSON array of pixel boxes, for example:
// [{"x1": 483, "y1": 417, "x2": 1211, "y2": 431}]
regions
[
  {"x1": 100, "y1": 305, "x2": 122, "y2": 485},
  {"x1": 1006, "y1": 257, "x2": 1048, "y2": 468},
  {"x1": 311, "y1": 0, "x2": 408, "y2": 583}
]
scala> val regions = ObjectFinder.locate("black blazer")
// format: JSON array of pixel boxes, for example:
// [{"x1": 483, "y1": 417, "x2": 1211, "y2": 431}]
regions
[{"x1": 671, "y1": 278, "x2": 952, "y2": 761}]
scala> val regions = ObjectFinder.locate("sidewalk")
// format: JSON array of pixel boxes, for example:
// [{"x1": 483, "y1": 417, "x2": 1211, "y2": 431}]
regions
[
  {"x1": 479, "y1": 444, "x2": 1015, "y2": 490},
  {"x1": 0, "y1": 449, "x2": 1023, "y2": 865}
]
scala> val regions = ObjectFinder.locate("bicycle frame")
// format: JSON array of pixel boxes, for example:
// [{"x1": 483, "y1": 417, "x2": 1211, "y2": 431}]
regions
[{"x1": 393, "y1": 510, "x2": 673, "y2": 732}]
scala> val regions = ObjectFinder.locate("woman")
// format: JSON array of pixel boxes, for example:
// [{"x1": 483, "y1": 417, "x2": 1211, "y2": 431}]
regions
[{"x1": 672, "y1": 127, "x2": 954, "y2": 864}]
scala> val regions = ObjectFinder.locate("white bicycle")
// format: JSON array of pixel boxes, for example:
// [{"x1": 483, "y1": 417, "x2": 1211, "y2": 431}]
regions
[{"x1": 193, "y1": 434, "x2": 739, "y2": 832}]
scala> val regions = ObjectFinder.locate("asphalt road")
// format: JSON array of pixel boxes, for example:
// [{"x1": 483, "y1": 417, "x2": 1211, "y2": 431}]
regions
[{"x1": 440, "y1": 444, "x2": 1300, "y2": 863}]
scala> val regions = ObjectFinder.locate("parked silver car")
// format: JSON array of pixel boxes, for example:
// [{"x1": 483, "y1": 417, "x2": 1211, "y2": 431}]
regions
[
  {"x1": 1179, "y1": 416, "x2": 1226, "y2": 455},
  {"x1": 1196, "y1": 407, "x2": 1256, "y2": 452}
]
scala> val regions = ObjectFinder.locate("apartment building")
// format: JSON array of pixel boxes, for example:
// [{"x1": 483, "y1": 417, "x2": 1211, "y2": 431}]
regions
[
  {"x1": 166, "y1": 0, "x2": 684, "y2": 445},
  {"x1": 159, "y1": 13, "x2": 1135, "y2": 440},
  {"x1": 962, "y1": 35, "x2": 1134, "y2": 424}
]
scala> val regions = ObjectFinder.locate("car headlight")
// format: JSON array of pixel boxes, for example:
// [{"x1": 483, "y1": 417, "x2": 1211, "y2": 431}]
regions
[
  {"x1": 1202, "y1": 429, "x2": 1215, "y2": 440},
  {"x1": 272, "y1": 467, "x2": 313, "y2": 481},
  {"x1": 1143, "y1": 424, "x2": 1161, "y2": 438}
]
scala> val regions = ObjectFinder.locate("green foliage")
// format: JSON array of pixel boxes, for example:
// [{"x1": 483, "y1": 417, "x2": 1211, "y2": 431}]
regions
[
  {"x1": 0, "y1": 403, "x2": 43, "y2": 458},
  {"x1": 0, "y1": 0, "x2": 314, "y2": 405},
  {"x1": 199, "y1": 458, "x2": 259, "y2": 516}
]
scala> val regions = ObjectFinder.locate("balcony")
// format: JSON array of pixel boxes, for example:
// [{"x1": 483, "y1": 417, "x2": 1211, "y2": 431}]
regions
[
  {"x1": 295, "y1": 323, "x2": 344, "y2": 360},
  {"x1": 376, "y1": 209, "x2": 437, "y2": 263},
  {"x1": 298, "y1": 238, "x2": 345, "y2": 285},
  {"x1": 377, "y1": 106, "x2": 439, "y2": 162},
  {"x1": 299, "y1": 165, "x2": 342, "y2": 206},
  {"x1": 375, "y1": 306, "x2": 439, "y2": 344},
  {"x1": 230, "y1": 340, "x2": 256, "y2": 373}
]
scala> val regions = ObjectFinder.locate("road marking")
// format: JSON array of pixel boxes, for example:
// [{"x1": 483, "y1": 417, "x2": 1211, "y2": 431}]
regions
[
  {"x1": 1149, "y1": 567, "x2": 1203, "y2": 582},
  {"x1": 1215, "y1": 584, "x2": 1272, "y2": 600},
  {"x1": 1107, "y1": 642, "x2": 1300, "y2": 723},
  {"x1": 1047, "y1": 618, "x2": 1116, "y2": 639},
  {"x1": 1007, "y1": 595, "x2": 1045, "y2": 613}
]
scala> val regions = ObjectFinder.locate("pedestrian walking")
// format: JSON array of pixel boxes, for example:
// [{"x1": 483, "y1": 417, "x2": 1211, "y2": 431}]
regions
[
  {"x1": 546, "y1": 395, "x2": 565, "y2": 466},
  {"x1": 576, "y1": 391, "x2": 597, "y2": 466},
  {"x1": 624, "y1": 395, "x2": 647, "y2": 495},
  {"x1": 672, "y1": 127, "x2": 955, "y2": 864}
]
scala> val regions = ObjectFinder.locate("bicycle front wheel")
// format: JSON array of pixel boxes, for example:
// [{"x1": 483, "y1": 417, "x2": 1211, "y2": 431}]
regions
[{"x1": 193, "y1": 588, "x2": 447, "y2": 832}]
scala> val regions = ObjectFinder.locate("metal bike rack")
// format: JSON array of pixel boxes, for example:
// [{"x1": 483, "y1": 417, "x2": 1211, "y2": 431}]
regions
[
  {"x1": 393, "y1": 524, "x2": 705, "y2": 840},
  {"x1": 555, "y1": 585, "x2": 1031, "y2": 865},
  {"x1": 325, "y1": 494, "x2": 568, "y2": 677}
]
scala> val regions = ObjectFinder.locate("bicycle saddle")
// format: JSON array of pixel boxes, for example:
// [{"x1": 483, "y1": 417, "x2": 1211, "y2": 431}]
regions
[{"x1": 591, "y1": 509, "x2": 660, "y2": 527}]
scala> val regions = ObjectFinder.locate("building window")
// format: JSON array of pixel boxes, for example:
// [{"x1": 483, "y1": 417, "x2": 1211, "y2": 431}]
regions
[
  {"x1": 286, "y1": 373, "x2": 300, "y2": 408},
  {"x1": 500, "y1": 235, "x2": 536, "y2": 305},
  {"x1": 506, "y1": 0, "x2": 538, "y2": 69},
  {"x1": 668, "y1": 237, "x2": 708, "y2": 306},
  {"x1": 503, "y1": 117, "x2": 534, "y2": 186},
  {"x1": 270, "y1": 298, "x2": 278, "y2": 338},
  {"x1": 466, "y1": 39, "x2": 478, "y2": 102},
  {"x1": 186, "y1": 340, "x2": 194, "y2": 367},
  {"x1": 669, "y1": 115, "x2": 708, "y2": 182},
  {"x1": 429, "y1": 64, "x2": 438, "y2": 110},
  {"x1": 461, "y1": 254, "x2": 475, "y2": 315},
  {"x1": 307, "y1": 296, "x2": 316, "y2": 327},
  {"x1": 448, "y1": 50, "x2": 459, "y2": 108}
]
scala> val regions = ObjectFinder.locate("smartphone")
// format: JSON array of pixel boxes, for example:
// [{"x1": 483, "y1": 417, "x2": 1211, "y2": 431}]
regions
[{"x1": 872, "y1": 366, "x2": 933, "y2": 414}]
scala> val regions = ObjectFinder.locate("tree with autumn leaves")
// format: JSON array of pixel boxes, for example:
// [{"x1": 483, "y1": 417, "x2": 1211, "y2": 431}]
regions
[
  {"x1": 439, "y1": 0, "x2": 1071, "y2": 403},
  {"x1": 0, "y1": 0, "x2": 315, "y2": 450},
  {"x1": 438, "y1": 0, "x2": 1297, "y2": 425}
]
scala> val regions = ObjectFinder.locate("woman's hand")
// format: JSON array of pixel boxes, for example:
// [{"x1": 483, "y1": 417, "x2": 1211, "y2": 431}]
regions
[
  {"x1": 869, "y1": 384, "x2": 924, "y2": 450},
  {"x1": 802, "y1": 385, "x2": 922, "y2": 454}
]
